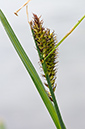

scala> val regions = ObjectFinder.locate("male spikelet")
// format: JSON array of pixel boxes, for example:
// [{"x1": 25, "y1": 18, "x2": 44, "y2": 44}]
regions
[{"x1": 30, "y1": 14, "x2": 58, "y2": 101}]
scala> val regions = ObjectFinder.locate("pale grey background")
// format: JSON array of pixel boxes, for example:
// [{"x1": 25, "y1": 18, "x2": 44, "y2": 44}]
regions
[{"x1": 0, "y1": 0, "x2": 85, "y2": 129}]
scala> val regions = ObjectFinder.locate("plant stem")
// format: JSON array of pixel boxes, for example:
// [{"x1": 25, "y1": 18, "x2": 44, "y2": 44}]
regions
[
  {"x1": 44, "y1": 15, "x2": 85, "y2": 61},
  {"x1": 42, "y1": 61, "x2": 66, "y2": 129}
]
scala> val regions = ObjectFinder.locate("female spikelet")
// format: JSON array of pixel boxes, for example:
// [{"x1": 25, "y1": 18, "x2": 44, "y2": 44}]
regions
[{"x1": 30, "y1": 14, "x2": 58, "y2": 101}]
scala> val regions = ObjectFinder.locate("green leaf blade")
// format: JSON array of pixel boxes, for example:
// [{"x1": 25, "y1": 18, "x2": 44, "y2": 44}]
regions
[{"x1": 0, "y1": 9, "x2": 62, "y2": 129}]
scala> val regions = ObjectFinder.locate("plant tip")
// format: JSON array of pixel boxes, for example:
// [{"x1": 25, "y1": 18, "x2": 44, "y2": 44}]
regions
[{"x1": 14, "y1": 12, "x2": 18, "y2": 16}]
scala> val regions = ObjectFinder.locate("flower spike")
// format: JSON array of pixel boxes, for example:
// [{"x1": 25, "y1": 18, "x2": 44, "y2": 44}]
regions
[{"x1": 30, "y1": 14, "x2": 58, "y2": 101}]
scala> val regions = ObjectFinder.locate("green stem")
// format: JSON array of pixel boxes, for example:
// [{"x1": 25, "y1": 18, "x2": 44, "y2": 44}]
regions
[
  {"x1": 44, "y1": 15, "x2": 85, "y2": 61},
  {"x1": 42, "y1": 61, "x2": 66, "y2": 129}
]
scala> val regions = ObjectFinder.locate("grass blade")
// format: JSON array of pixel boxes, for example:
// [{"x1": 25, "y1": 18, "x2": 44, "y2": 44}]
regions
[
  {"x1": 0, "y1": 9, "x2": 62, "y2": 129},
  {"x1": 44, "y1": 15, "x2": 85, "y2": 61}
]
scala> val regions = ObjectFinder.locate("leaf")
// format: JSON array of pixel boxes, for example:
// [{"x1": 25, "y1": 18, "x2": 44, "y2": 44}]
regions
[{"x1": 0, "y1": 9, "x2": 62, "y2": 129}]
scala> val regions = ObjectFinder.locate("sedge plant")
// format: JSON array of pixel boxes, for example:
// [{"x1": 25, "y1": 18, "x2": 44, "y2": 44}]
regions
[{"x1": 0, "y1": 1, "x2": 85, "y2": 129}]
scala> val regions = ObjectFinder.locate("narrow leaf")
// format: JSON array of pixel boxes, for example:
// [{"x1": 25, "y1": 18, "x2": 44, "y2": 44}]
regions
[{"x1": 0, "y1": 10, "x2": 62, "y2": 129}]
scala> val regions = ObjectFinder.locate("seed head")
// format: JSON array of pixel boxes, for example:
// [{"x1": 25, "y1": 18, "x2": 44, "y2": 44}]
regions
[{"x1": 30, "y1": 14, "x2": 58, "y2": 100}]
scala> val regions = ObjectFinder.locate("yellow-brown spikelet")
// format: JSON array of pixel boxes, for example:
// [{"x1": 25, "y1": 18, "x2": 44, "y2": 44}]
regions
[{"x1": 30, "y1": 14, "x2": 58, "y2": 100}]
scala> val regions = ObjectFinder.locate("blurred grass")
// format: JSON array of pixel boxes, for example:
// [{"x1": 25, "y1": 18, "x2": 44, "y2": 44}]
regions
[{"x1": 0, "y1": 122, "x2": 5, "y2": 129}]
